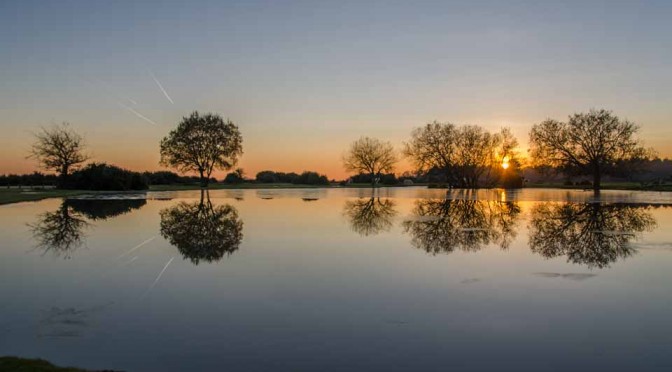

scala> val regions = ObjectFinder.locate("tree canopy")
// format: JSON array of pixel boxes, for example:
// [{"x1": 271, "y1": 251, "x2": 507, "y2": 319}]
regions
[
  {"x1": 404, "y1": 122, "x2": 517, "y2": 188},
  {"x1": 29, "y1": 122, "x2": 88, "y2": 187},
  {"x1": 343, "y1": 137, "x2": 397, "y2": 185},
  {"x1": 529, "y1": 109, "x2": 652, "y2": 192},
  {"x1": 160, "y1": 111, "x2": 243, "y2": 187}
]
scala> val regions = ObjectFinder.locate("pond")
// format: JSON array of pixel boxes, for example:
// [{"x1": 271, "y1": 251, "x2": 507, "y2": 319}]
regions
[{"x1": 1, "y1": 187, "x2": 672, "y2": 371}]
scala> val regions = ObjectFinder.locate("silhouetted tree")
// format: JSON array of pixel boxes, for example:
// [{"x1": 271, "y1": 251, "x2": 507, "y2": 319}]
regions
[
  {"x1": 160, "y1": 191, "x2": 243, "y2": 264},
  {"x1": 160, "y1": 112, "x2": 243, "y2": 188},
  {"x1": 29, "y1": 203, "x2": 90, "y2": 258},
  {"x1": 404, "y1": 122, "x2": 517, "y2": 188},
  {"x1": 529, "y1": 109, "x2": 653, "y2": 193},
  {"x1": 28, "y1": 122, "x2": 88, "y2": 188},
  {"x1": 67, "y1": 163, "x2": 148, "y2": 190},
  {"x1": 528, "y1": 202, "x2": 656, "y2": 268},
  {"x1": 403, "y1": 194, "x2": 521, "y2": 254},
  {"x1": 343, "y1": 197, "x2": 397, "y2": 236},
  {"x1": 343, "y1": 137, "x2": 397, "y2": 186}
]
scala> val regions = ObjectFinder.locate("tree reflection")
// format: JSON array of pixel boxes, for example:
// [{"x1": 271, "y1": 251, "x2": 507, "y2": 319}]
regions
[
  {"x1": 29, "y1": 203, "x2": 89, "y2": 258},
  {"x1": 160, "y1": 191, "x2": 243, "y2": 264},
  {"x1": 403, "y1": 198, "x2": 521, "y2": 254},
  {"x1": 529, "y1": 202, "x2": 657, "y2": 268},
  {"x1": 343, "y1": 197, "x2": 397, "y2": 236},
  {"x1": 29, "y1": 198, "x2": 147, "y2": 258},
  {"x1": 64, "y1": 198, "x2": 146, "y2": 220}
]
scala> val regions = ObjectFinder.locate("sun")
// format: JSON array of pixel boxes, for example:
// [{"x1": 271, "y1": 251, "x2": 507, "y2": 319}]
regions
[{"x1": 501, "y1": 156, "x2": 510, "y2": 170}]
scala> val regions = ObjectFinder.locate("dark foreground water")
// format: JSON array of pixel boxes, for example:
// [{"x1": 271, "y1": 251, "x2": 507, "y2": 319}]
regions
[{"x1": 1, "y1": 188, "x2": 672, "y2": 372}]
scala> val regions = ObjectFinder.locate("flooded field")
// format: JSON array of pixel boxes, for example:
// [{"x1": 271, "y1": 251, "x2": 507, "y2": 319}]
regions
[{"x1": 1, "y1": 188, "x2": 672, "y2": 371}]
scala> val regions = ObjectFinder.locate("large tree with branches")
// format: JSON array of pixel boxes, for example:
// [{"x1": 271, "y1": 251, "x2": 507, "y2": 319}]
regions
[
  {"x1": 529, "y1": 109, "x2": 652, "y2": 193},
  {"x1": 29, "y1": 122, "x2": 88, "y2": 188},
  {"x1": 343, "y1": 137, "x2": 397, "y2": 186},
  {"x1": 160, "y1": 112, "x2": 243, "y2": 188}
]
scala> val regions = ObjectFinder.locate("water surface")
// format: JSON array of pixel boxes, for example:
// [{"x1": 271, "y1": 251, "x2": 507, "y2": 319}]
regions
[{"x1": 1, "y1": 188, "x2": 672, "y2": 371}]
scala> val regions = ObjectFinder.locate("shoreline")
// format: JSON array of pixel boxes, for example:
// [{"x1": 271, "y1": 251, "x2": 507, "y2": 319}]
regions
[{"x1": 2, "y1": 182, "x2": 671, "y2": 206}]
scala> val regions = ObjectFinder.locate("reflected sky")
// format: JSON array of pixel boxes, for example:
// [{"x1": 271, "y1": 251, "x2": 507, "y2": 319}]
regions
[{"x1": 2, "y1": 188, "x2": 672, "y2": 371}]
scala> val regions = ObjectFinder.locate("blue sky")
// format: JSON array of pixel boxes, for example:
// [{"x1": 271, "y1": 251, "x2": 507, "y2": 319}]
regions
[{"x1": 2, "y1": 0, "x2": 671, "y2": 177}]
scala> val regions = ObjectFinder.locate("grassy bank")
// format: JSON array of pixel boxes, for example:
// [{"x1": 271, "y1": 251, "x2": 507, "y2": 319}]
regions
[
  {"x1": 0, "y1": 356, "x2": 118, "y2": 372},
  {"x1": 525, "y1": 182, "x2": 672, "y2": 191},
  {"x1": 0, "y1": 188, "x2": 93, "y2": 205}
]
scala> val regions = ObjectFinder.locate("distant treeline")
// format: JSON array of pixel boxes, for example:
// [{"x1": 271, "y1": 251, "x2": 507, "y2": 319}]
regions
[
  {"x1": 523, "y1": 158, "x2": 672, "y2": 185},
  {"x1": 253, "y1": 170, "x2": 330, "y2": 185}
]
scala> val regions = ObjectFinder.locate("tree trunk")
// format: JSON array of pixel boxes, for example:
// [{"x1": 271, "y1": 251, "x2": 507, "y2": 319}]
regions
[
  {"x1": 199, "y1": 169, "x2": 208, "y2": 188},
  {"x1": 58, "y1": 165, "x2": 69, "y2": 189},
  {"x1": 593, "y1": 166, "x2": 601, "y2": 195}
]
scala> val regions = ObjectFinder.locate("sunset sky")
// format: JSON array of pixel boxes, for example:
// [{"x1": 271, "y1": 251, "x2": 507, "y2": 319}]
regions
[{"x1": 2, "y1": 0, "x2": 672, "y2": 180}]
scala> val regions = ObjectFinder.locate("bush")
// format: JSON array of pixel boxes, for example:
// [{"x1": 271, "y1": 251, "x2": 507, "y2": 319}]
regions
[
  {"x1": 224, "y1": 172, "x2": 244, "y2": 184},
  {"x1": 67, "y1": 163, "x2": 148, "y2": 190},
  {"x1": 294, "y1": 171, "x2": 329, "y2": 185}
]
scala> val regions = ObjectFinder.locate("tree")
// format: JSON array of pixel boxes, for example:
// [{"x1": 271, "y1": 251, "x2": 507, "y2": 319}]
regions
[
  {"x1": 404, "y1": 122, "x2": 516, "y2": 188},
  {"x1": 529, "y1": 109, "x2": 652, "y2": 193},
  {"x1": 160, "y1": 112, "x2": 243, "y2": 188},
  {"x1": 343, "y1": 137, "x2": 397, "y2": 186},
  {"x1": 28, "y1": 122, "x2": 88, "y2": 188}
]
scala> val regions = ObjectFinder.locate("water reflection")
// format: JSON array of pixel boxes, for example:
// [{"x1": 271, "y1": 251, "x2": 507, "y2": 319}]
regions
[
  {"x1": 64, "y1": 198, "x2": 146, "y2": 220},
  {"x1": 29, "y1": 198, "x2": 148, "y2": 258},
  {"x1": 343, "y1": 197, "x2": 397, "y2": 236},
  {"x1": 159, "y1": 191, "x2": 243, "y2": 264},
  {"x1": 29, "y1": 203, "x2": 90, "y2": 258},
  {"x1": 403, "y1": 198, "x2": 521, "y2": 254},
  {"x1": 528, "y1": 202, "x2": 657, "y2": 268}
]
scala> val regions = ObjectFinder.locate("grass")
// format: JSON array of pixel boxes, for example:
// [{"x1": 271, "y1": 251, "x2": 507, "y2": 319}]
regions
[
  {"x1": 0, "y1": 356, "x2": 119, "y2": 372},
  {"x1": 525, "y1": 182, "x2": 672, "y2": 191},
  {"x1": 0, "y1": 188, "x2": 92, "y2": 205}
]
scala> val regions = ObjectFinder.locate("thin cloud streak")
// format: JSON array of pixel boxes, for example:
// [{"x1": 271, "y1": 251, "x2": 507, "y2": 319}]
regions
[
  {"x1": 118, "y1": 103, "x2": 159, "y2": 126},
  {"x1": 150, "y1": 71, "x2": 174, "y2": 104}
]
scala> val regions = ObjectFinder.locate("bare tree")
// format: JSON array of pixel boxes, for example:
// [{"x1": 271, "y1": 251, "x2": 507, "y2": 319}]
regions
[
  {"x1": 160, "y1": 111, "x2": 243, "y2": 188},
  {"x1": 529, "y1": 109, "x2": 653, "y2": 193},
  {"x1": 28, "y1": 122, "x2": 88, "y2": 187},
  {"x1": 343, "y1": 137, "x2": 397, "y2": 185},
  {"x1": 404, "y1": 122, "x2": 516, "y2": 188}
]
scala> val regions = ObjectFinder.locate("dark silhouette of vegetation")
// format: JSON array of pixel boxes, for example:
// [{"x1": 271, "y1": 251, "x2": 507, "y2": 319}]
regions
[
  {"x1": 0, "y1": 356, "x2": 116, "y2": 372},
  {"x1": 343, "y1": 197, "x2": 397, "y2": 236},
  {"x1": 349, "y1": 173, "x2": 399, "y2": 185},
  {"x1": 160, "y1": 191, "x2": 243, "y2": 264},
  {"x1": 223, "y1": 168, "x2": 245, "y2": 184},
  {"x1": 404, "y1": 122, "x2": 520, "y2": 188},
  {"x1": 28, "y1": 198, "x2": 147, "y2": 258},
  {"x1": 160, "y1": 111, "x2": 243, "y2": 188},
  {"x1": 343, "y1": 137, "x2": 397, "y2": 186},
  {"x1": 403, "y1": 193, "x2": 521, "y2": 254},
  {"x1": 28, "y1": 122, "x2": 89, "y2": 188},
  {"x1": 66, "y1": 163, "x2": 148, "y2": 190},
  {"x1": 0, "y1": 172, "x2": 58, "y2": 188},
  {"x1": 29, "y1": 203, "x2": 90, "y2": 258},
  {"x1": 64, "y1": 198, "x2": 146, "y2": 220},
  {"x1": 528, "y1": 202, "x2": 657, "y2": 268},
  {"x1": 254, "y1": 170, "x2": 329, "y2": 185},
  {"x1": 142, "y1": 170, "x2": 215, "y2": 185},
  {"x1": 529, "y1": 109, "x2": 653, "y2": 193}
]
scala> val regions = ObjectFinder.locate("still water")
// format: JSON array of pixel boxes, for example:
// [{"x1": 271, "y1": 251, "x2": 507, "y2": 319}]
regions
[{"x1": 1, "y1": 187, "x2": 672, "y2": 371}]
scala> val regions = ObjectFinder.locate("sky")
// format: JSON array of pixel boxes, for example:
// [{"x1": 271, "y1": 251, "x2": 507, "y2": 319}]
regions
[{"x1": 2, "y1": 0, "x2": 672, "y2": 180}]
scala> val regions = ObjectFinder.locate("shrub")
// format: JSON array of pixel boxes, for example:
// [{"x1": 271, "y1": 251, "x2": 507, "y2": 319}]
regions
[{"x1": 67, "y1": 163, "x2": 148, "y2": 190}]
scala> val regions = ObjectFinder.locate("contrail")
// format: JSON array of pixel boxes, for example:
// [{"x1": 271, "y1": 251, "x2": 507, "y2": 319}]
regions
[
  {"x1": 118, "y1": 102, "x2": 159, "y2": 126},
  {"x1": 150, "y1": 71, "x2": 174, "y2": 104},
  {"x1": 144, "y1": 257, "x2": 175, "y2": 297},
  {"x1": 118, "y1": 236, "x2": 156, "y2": 259}
]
